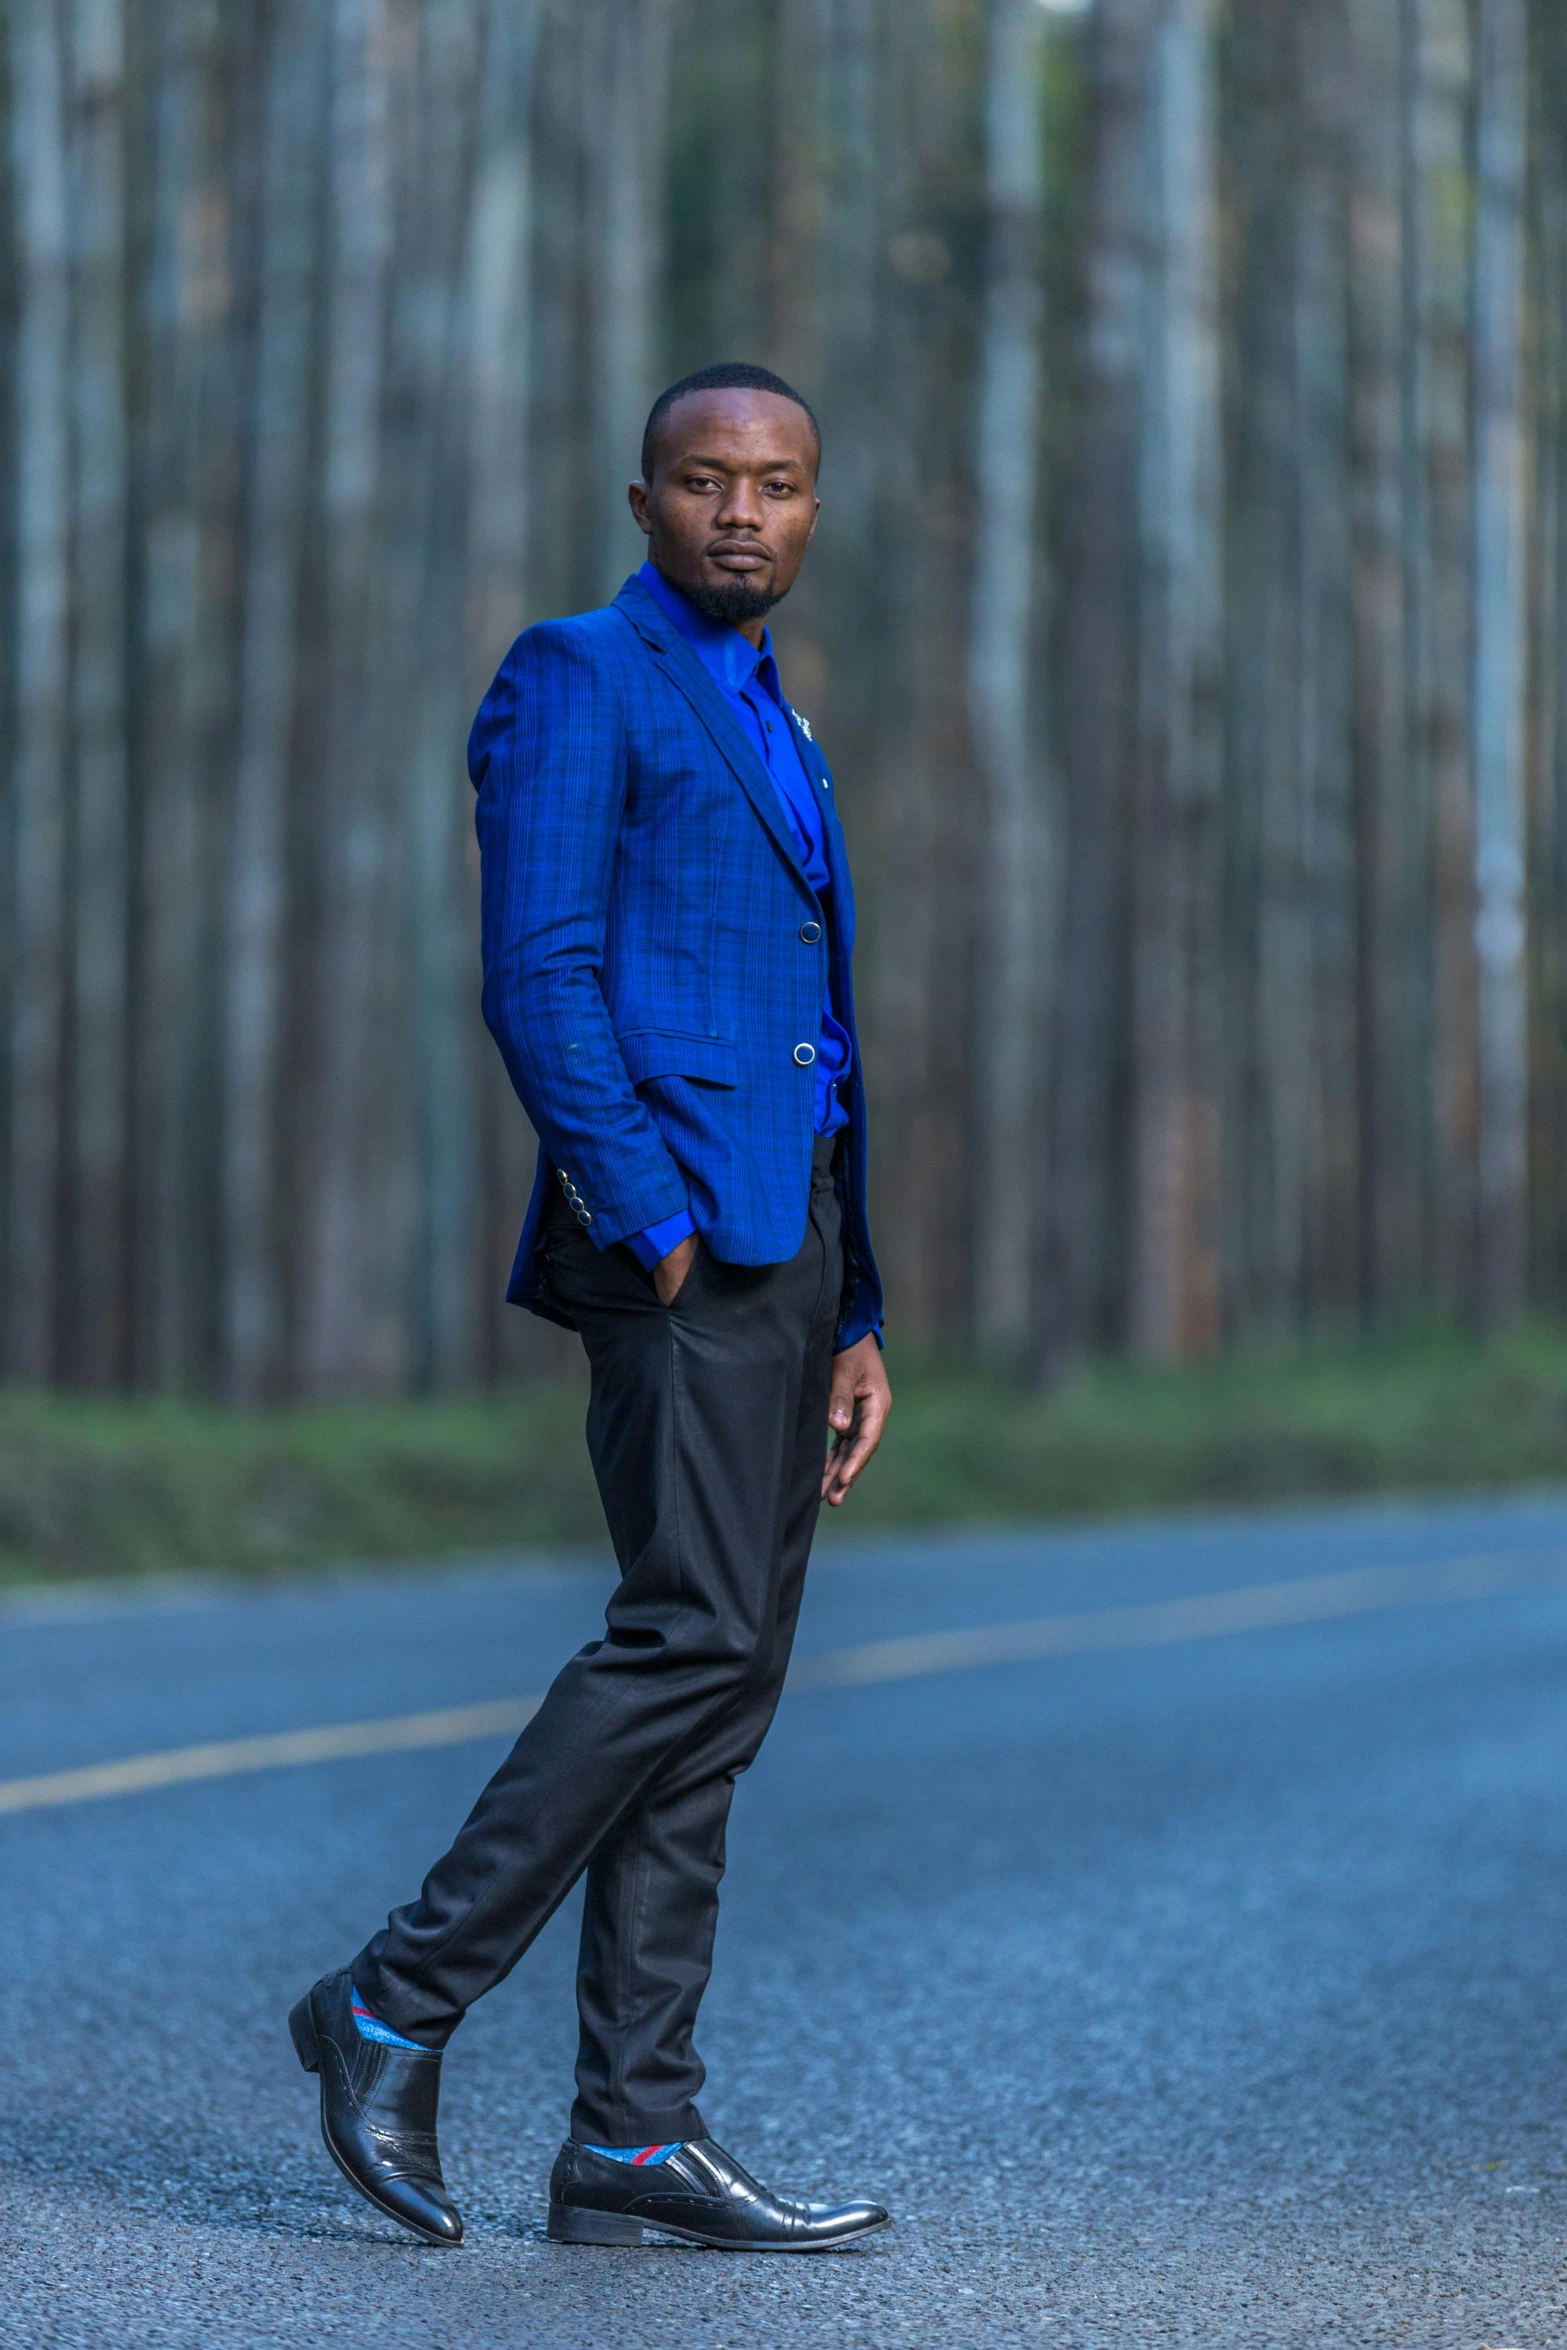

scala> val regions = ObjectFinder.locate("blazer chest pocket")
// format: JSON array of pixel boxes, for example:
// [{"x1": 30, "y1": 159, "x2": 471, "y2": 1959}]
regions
[{"x1": 616, "y1": 1028, "x2": 737, "y2": 1089}]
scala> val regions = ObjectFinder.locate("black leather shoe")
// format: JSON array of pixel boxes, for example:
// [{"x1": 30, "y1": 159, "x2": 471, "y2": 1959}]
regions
[
  {"x1": 546, "y1": 2137, "x2": 890, "y2": 2251},
  {"x1": 289, "y1": 1970, "x2": 462, "y2": 2246}
]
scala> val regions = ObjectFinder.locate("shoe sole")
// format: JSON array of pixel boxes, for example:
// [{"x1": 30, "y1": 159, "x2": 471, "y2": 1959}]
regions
[
  {"x1": 289, "y1": 1992, "x2": 462, "y2": 2250},
  {"x1": 547, "y1": 2201, "x2": 891, "y2": 2252}
]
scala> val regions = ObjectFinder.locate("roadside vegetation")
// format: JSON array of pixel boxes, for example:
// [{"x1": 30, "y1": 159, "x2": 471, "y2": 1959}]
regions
[{"x1": 6, "y1": 1326, "x2": 1567, "y2": 1588}]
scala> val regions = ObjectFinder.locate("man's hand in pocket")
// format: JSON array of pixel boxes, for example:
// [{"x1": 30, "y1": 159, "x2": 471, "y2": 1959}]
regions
[{"x1": 653, "y1": 1235, "x2": 699, "y2": 1305}]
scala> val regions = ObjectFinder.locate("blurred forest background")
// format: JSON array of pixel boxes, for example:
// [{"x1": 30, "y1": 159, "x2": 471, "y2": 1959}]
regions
[{"x1": 2, "y1": 0, "x2": 1564, "y2": 1408}]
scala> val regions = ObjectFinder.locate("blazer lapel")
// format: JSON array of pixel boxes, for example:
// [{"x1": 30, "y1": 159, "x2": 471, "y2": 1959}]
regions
[
  {"x1": 784, "y1": 702, "x2": 855, "y2": 937},
  {"x1": 614, "y1": 578, "x2": 814, "y2": 897}
]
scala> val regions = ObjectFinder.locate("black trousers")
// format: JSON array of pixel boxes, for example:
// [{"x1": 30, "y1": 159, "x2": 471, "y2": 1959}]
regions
[{"x1": 351, "y1": 1142, "x2": 844, "y2": 2145}]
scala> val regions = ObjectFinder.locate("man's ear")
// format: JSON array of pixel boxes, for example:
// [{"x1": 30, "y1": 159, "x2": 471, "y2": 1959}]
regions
[{"x1": 627, "y1": 479, "x2": 652, "y2": 536}]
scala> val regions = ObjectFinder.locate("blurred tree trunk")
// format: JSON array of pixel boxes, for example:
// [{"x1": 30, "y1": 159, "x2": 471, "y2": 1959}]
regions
[
  {"x1": 1347, "y1": 0, "x2": 1419, "y2": 1318},
  {"x1": 63, "y1": 0, "x2": 131, "y2": 1386},
  {"x1": 861, "y1": 1, "x2": 978, "y2": 1348},
  {"x1": 1471, "y1": 0, "x2": 1529, "y2": 1319},
  {"x1": 899, "y1": 5, "x2": 979, "y2": 1349},
  {"x1": 467, "y1": 0, "x2": 547, "y2": 1379},
  {"x1": 130, "y1": 0, "x2": 202, "y2": 1388},
  {"x1": 222, "y1": 0, "x2": 321, "y2": 1401},
  {"x1": 1528, "y1": 0, "x2": 1567, "y2": 1307},
  {"x1": 767, "y1": 0, "x2": 826, "y2": 390},
  {"x1": 4, "y1": 0, "x2": 71, "y2": 1380},
  {"x1": 814, "y1": 0, "x2": 880, "y2": 800},
  {"x1": 1221, "y1": 0, "x2": 1299, "y2": 1336},
  {"x1": 687, "y1": 0, "x2": 766, "y2": 363},
  {"x1": 970, "y1": 0, "x2": 1046, "y2": 1357},
  {"x1": 1405, "y1": 0, "x2": 1476, "y2": 1315},
  {"x1": 590, "y1": 0, "x2": 671, "y2": 600},
  {"x1": 818, "y1": 0, "x2": 912, "y2": 1309},
  {"x1": 1042, "y1": 0, "x2": 1148, "y2": 1369},
  {"x1": 1292, "y1": 0, "x2": 1359, "y2": 1324},
  {"x1": 467, "y1": 0, "x2": 542, "y2": 685},
  {"x1": 1129, "y1": 0, "x2": 1223, "y2": 1359},
  {"x1": 392, "y1": 0, "x2": 487, "y2": 1390},
  {"x1": 760, "y1": 0, "x2": 829, "y2": 716},
  {"x1": 298, "y1": 0, "x2": 392, "y2": 1391},
  {"x1": 131, "y1": 0, "x2": 237, "y2": 1390}
]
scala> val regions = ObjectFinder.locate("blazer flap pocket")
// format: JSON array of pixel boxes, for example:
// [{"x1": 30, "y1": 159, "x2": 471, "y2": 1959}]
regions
[{"x1": 617, "y1": 1029, "x2": 738, "y2": 1088}]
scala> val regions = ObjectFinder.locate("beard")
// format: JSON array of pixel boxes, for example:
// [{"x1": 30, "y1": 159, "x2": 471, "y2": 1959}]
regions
[{"x1": 681, "y1": 573, "x2": 783, "y2": 627}]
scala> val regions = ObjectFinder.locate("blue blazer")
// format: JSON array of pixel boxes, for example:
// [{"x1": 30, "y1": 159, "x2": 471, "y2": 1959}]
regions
[{"x1": 469, "y1": 571, "x2": 884, "y2": 1352}]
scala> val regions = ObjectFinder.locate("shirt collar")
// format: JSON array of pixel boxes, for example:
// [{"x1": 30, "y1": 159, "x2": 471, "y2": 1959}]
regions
[{"x1": 638, "y1": 561, "x2": 782, "y2": 708}]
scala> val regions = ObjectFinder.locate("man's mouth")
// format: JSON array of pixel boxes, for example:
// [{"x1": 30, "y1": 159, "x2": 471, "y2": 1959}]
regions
[{"x1": 708, "y1": 544, "x2": 771, "y2": 573}]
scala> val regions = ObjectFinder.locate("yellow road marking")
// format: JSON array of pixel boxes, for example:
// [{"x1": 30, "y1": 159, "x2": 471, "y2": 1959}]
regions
[
  {"x1": 784, "y1": 1546, "x2": 1567, "y2": 1688},
  {"x1": 0, "y1": 1697, "x2": 543, "y2": 1817},
  {"x1": 1, "y1": 1545, "x2": 1562, "y2": 1818}
]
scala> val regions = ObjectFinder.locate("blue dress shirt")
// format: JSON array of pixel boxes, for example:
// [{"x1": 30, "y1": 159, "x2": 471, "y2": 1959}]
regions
[{"x1": 624, "y1": 560, "x2": 851, "y2": 1273}]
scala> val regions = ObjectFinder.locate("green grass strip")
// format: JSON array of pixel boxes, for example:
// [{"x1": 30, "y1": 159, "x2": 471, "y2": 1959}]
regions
[{"x1": 6, "y1": 1324, "x2": 1567, "y2": 1587}]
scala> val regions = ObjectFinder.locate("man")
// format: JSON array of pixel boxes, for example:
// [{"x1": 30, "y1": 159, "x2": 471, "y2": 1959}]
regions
[{"x1": 289, "y1": 363, "x2": 893, "y2": 2252}]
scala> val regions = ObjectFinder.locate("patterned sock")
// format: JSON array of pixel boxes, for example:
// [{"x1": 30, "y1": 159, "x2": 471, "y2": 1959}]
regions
[
  {"x1": 349, "y1": 1983, "x2": 430, "y2": 2054},
  {"x1": 577, "y1": 2141, "x2": 682, "y2": 2166}
]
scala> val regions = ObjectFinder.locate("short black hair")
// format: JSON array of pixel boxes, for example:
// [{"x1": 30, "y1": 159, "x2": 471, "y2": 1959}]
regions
[{"x1": 640, "y1": 362, "x2": 821, "y2": 481}]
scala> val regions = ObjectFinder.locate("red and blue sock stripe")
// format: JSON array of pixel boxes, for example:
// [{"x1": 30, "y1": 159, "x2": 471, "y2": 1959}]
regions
[
  {"x1": 349, "y1": 1984, "x2": 429, "y2": 2054},
  {"x1": 579, "y1": 2141, "x2": 682, "y2": 2166}
]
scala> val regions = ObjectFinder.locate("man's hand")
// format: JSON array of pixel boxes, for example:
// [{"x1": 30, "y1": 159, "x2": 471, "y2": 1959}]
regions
[
  {"x1": 822, "y1": 1336, "x2": 891, "y2": 1506},
  {"x1": 653, "y1": 1234, "x2": 699, "y2": 1305}
]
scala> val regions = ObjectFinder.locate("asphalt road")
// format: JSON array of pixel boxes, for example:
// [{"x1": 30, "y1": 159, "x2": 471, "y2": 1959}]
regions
[{"x1": 5, "y1": 1494, "x2": 1567, "y2": 2349}]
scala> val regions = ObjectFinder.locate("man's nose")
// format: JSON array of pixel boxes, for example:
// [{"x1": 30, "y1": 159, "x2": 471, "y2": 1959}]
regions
[{"x1": 715, "y1": 477, "x2": 767, "y2": 530}]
